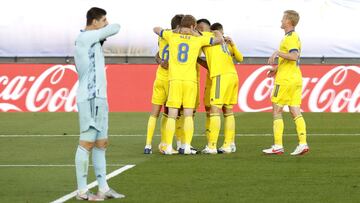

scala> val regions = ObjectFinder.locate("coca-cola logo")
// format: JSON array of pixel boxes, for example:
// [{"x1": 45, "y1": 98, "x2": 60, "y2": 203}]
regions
[
  {"x1": 0, "y1": 65, "x2": 78, "y2": 112},
  {"x1": 238, "y1": 65, "x2": 360, "y2": 112}
]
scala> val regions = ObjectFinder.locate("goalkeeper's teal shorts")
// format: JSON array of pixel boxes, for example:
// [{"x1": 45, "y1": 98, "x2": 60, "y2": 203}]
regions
[{"x1": 77, "y1": 97, "x2": 108, "y2": 142}]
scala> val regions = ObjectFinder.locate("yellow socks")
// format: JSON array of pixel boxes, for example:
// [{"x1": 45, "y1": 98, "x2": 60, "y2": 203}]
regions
[
  {"x1": 175, "y1": 115, "x2": 184, "y2": 144},
  {"x1": 183, "y1": 116, "x2": 194, "y2": 145},
  {"x1": 223, "y1": 113, "x2": 235, "y2": 148},
  {"x1": 146, "y1": 115, "x2": 157, "y2": 146},
  {"x1": 294, "y1": 115, "x2": 307, "y2": 144},
  {"x1": 205, "y1": 114, "x2": 210, "y2": 142},
  {"x1": 160, "y1": 114, "x2": 168, "y2": 145},
  {"x1": 208, "y1": 113, "x2": 221, "y2": 150},
  {"x1": 273, "y1": 118, "x2": 284, "y2": 146},
  {"x1": 165, "y1": 117, "x2": 176, "y2": 147}
]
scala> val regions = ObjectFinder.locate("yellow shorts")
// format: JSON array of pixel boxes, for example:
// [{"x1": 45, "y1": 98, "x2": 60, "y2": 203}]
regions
[
  {"x1": 166, "y1": 80, "x2": 198, "y2": 109},
  {"x1": 210, "y1": 73, "x2": 238, "y2": 107},
  {"x1": 203, "y1": 75, "x2": 212, "y2": 108},
  {"x1": 271, "y1": 84, "x2": 302, "y2": 107},
  {"x1": 151, "y1": 78, "x2": 169, "y2": 105}
]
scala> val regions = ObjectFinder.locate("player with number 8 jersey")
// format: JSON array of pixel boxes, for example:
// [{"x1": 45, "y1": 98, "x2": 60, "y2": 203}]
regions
[
  {"x1": 144, "y1": 15, "x2": 184, "y2": 154},
  {"x1": 153, "y1": 15, "x2": 224, "y2": 154}
]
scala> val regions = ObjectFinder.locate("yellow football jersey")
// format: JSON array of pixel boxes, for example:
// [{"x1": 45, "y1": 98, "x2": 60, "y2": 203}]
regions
[
  {"x1": 203, "y1": 35, "x2": 243, "y2": 78},
  {"x1": 198, "y1": 31, "x2": 213, "y2": 81},
  {"x1": 276, "y1": 31, "x2": 302, "y2": 85},
  {"x1": 155, "y1": 37, "x2": 169, "y2": 81},
  {"x1": 161, "y1": 30, "x2": 213, "y2": 82},
  {"x1": 196, "y1": 43, "x2": 204, "y2": 82}
]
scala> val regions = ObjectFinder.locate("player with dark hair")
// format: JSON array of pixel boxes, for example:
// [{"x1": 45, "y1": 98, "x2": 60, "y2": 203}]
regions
[
  {"x1": 144, "y1": 14, "x2": 184, "y2": 154},
  {"x1": 74, "y1": 7, "x2": 123, "y2": 200}
]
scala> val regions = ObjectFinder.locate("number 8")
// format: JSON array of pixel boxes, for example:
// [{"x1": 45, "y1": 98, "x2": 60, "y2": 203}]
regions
[{"x1": 178, "y1": 43, "x2": 189, "y2": 62}]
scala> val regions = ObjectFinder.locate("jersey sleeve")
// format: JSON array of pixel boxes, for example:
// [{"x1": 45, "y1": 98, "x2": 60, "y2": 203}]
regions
[
  {"x1": 200, "y1": 35, "x2": 214, "y2": 47},
  {"x1": 229, "y1": 45, "x2": 244, "y2": 62},
  {"x1": 160, "y1": 30, "x2": 172, "y2": 41},
  {"x1": 83, "y1": 24, "x2": 120, "y2": 45},
  {"x1": 97, "y1": 24, "x2": 121, "y2": 41}
]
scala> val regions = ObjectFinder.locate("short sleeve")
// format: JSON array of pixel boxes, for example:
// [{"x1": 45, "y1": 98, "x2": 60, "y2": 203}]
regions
[
  {"x1": 201, "y1": 35, "x2": 214, "y2": 46},
  {"x1": 161, "y1": 30, "x2": 172, "y2": 41}
]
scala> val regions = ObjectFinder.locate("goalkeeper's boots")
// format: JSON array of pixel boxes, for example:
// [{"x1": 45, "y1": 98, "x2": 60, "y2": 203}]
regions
[
  {"x1": 97, "y1": 188, "x2": 125, "y2": 200},
  {"x1": 76, "y1": 191, "x2": 104, "y2": 201}
]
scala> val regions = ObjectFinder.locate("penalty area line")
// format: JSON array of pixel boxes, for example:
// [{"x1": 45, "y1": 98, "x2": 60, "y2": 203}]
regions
[{"x1": 50, "y1": 164, "x2": 135, "y2": 203}]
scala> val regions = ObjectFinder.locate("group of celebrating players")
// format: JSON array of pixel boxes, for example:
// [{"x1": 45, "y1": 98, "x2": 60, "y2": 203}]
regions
[
  {"x1": 144, "y1": 11, "x2": 309, "y2": 156},
  {"x1": 144, "y1": 14, "x2": 244, "y2": 155}
]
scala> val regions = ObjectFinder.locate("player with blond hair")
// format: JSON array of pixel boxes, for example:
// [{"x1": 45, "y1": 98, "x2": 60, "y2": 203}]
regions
[{"x1": 263, "y1": 10, "x2": 309, "y2": 155}]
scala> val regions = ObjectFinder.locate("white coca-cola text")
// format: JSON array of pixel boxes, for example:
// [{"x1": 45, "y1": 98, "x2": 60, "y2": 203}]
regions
[
  {"x1": 0, "y1": 65, "x2": 78, "y2": 112},
  {"x1": 238, "y1": 65, "x2": 360, "y2": 112}
]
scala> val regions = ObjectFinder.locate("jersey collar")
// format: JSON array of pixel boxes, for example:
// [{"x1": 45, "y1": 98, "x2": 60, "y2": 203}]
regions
[{"x1": 285, "y1": 30, "x2": 295, "y2": 36}]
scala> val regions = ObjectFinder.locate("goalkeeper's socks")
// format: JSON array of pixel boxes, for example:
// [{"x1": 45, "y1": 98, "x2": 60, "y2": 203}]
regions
[
  {"x1": 145, "y1": 115, "x2": 157, "y2": 146},
  {"x1": 92, "y1": 147, "x2": 110, "y2": 193},
  {"x1": 75, "y1": 145, "x2": 90, "y2": 193},
  {"x1": 273, "y1": 118, "x2": 284, "y2": 146},
  {"x1": 208, "y1": 113, "x2": 221, "y2": 150},
  {"x1": 223, "y1": 113, "x2": 235, "y2": 148},
  {"x1": 183, "y1": 116, "x2": 194, "y2": 145},
  {"x1": 294, "y1": 115, "x2": 307, "y2": 145}
]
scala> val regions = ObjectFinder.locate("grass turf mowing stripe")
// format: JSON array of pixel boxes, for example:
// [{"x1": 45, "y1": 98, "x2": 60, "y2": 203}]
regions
[
  {"x1": 0, "y1": 133, "x2": 359, "y2": 138},
  {"x1": 50, "y1": 164, "x2": 135, "y2": 203}
]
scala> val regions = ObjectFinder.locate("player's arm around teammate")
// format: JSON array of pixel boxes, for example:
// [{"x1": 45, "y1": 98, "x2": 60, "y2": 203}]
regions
[
  {"x1": 225, "y1": 36, "x2": 244, "y2": 62},
  {"x1": 200, "y1": 23, "x2": 243, "y2": 154}
]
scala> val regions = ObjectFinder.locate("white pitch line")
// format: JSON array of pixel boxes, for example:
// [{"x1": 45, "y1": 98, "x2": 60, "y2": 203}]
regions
[
  {"x1": 51, "y1": 164, "x2": 135, "y2": 203},
  {"x1": 0, "y1": 164, "x2": 125, "y2": 167},
  {"x1": 0, "y1": 134, "x2": 146, "y2": 137},
  {"x1": 0, "y1": 133, "x2": 360, "y2": 138}
]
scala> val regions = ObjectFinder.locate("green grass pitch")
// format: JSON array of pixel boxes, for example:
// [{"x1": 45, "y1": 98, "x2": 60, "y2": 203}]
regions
[{"x1": 0, "y1": 112, "x2": 359, "y2": 202}]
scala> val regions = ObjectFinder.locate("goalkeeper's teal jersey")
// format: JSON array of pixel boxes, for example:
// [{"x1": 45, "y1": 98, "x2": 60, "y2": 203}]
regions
[{"x1": 74, "y1": 24, "x2": 120, "y2": 103}]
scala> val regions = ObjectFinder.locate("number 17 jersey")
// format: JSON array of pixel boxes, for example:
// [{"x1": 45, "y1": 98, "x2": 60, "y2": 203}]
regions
[{"x1": 160, "y1": 30, "x2": 213, "y2": 82}]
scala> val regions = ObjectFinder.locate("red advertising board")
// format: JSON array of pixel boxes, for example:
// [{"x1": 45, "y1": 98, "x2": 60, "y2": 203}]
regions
[{"x1": 0, "y1": 64, "x2": 359, "y2": 112}]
